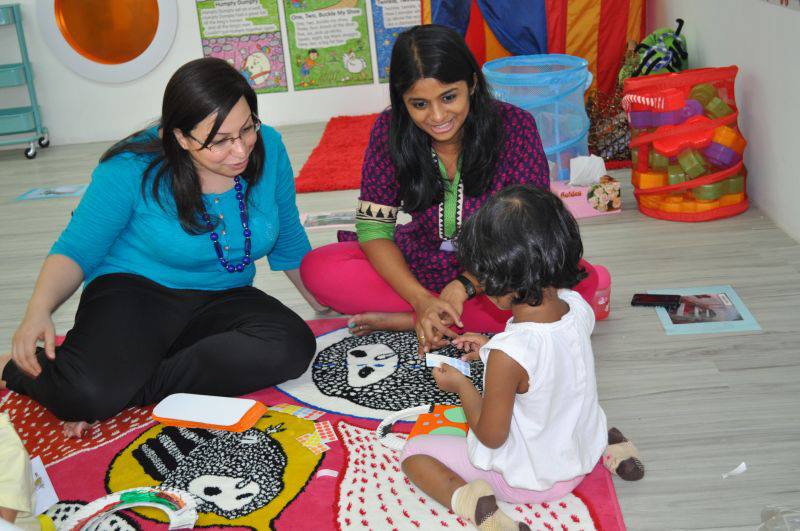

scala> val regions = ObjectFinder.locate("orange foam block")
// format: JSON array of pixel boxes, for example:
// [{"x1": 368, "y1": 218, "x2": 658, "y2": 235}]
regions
[{"x1": 632, "y1": 171, "x2": 667, "y2": 190}]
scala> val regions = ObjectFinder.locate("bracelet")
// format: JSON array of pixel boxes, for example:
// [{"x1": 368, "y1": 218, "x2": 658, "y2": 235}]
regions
[{"x1": 454, "y1": 274, "x2": 477, "y2": 300}]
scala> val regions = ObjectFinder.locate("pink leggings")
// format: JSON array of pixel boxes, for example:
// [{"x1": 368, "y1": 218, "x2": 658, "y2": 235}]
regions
[
  {"x1": 400, "y1": 435, "x2": 584, "y2": 504},
  {"x1": 300, "y1": 242, "x2": 600, "y2": 333}
]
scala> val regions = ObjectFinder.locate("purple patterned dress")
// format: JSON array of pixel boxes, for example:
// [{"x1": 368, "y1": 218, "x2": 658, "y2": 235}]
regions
[{"x1": 342, "y1": 101, "x2": 549, "y2": 292}]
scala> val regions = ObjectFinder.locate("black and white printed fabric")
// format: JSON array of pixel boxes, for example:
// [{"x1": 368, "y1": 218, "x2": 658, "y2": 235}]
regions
[{"x1": 276, "y1": 328, "x2": 485, "y2": 419}]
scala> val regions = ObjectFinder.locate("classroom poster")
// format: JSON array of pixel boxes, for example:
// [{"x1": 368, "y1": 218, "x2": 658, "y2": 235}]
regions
[
  {"x1": 371, "y1": 0, "x2": 420, "y2": 82},
  {"x1": 196, "y1": 0, "x2": 289, "y2": 93},
  {"x1": 283, "y1": 0, "x2": 374, "y2": 90}
]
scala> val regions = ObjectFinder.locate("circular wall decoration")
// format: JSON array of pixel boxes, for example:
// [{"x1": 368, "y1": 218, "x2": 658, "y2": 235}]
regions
[{"x1": 37, "y1": 0, "x2": 178, "y2": 83}]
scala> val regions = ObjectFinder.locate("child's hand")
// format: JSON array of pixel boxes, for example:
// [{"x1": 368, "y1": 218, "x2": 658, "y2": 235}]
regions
[
  {"x1": 452, "y1": 333, "x2": 489, "y2": 361},
  {"x1": 431, "y1": 364, "x2": 471, "y2": 393}
]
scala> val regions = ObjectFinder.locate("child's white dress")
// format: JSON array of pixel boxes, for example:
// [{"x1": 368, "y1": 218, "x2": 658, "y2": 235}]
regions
[{"x1": 467, "y1": 289, "x2": 608, "y2": 490}]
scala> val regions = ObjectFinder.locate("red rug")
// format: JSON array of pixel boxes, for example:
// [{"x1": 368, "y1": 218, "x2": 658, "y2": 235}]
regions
[
  {"x1": 295, "y1": 115, "x2": 379, "y2": 193},
  {"x1": 1, "y1": 318, "x2": 626, "y2": 530}
]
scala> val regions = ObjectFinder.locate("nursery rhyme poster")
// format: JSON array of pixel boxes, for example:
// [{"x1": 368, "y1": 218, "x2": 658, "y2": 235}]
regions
[
  {"x1": 371, "y1": 0, "x2": 420, "y2": 82},
  {"x1": 196, "y1": 0, "x2": 289, "y2": 93},
  {"x1": 284, "y1": 0, "x2": 374, "y2": 90}
]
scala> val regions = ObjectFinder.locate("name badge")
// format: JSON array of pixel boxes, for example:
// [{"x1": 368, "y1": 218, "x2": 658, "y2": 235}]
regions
[{"x1": 439, "y1": 239, "x2": 456, "y2": 252}]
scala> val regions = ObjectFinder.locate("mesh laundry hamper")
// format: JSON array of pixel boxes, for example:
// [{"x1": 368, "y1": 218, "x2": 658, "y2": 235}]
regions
[{"x1": 483, "y1": 54, "x2": 592, "y2": 180}]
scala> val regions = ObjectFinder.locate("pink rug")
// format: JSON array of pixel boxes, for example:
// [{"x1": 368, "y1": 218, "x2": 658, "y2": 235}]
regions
[{"x1": 1, "y1": 319, "x2": 625, "y2": 530}]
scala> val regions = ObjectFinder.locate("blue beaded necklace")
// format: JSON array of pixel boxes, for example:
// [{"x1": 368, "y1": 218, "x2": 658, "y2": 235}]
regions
[{"x1": 203, "y1": 176, "x2": 252, "y2": 273}]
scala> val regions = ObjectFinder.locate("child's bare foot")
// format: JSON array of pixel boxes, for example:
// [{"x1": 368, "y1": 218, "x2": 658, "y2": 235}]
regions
[
  {"x1": 62, "y1": 420, "x2": 96, "y2": 439},
  {"x1": 347, "y1": 312, "x2": 415, "y2": 336},
  {"x1": 0, "y1": 353, "x2": 11, "y2": 390}
]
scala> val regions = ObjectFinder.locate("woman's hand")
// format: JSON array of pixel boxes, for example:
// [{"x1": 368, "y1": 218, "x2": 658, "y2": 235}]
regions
[
  {"x1": 11, "y1": 309, "x2": 56, "y2": 378},
  {"x1": 431, "y1": 363, "x2": 472, "y2": 394},
  {"x1": 438, "y1": 279, "x2": 469, "y2": 320},
  {"x1": 452, "y1": 333, "x2": 490, "y2": 361},
  {"x1": 413, "y1": 295, "x2": 462, "y2": 355}
]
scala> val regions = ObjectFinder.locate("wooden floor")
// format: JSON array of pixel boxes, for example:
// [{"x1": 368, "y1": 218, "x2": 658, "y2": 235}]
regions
[{"x1": 1, "y1": 124, "x2": 799, "y2": 530}]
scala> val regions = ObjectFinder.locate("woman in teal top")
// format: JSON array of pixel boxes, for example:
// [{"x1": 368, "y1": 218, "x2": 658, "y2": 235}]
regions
[{"x1": 1, "y1": 58, "x2": 324, "y2": 435}]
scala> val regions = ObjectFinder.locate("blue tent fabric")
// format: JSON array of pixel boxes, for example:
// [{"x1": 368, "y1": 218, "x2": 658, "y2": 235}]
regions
[
  {"x1": 430, "y1": 0, "x2": 471, "y2": 35},
  {"x1": 430, "y1": 0, "x2": 548, "y2": 56}
]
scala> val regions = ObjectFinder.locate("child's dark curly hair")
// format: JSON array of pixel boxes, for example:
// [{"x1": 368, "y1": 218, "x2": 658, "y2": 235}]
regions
[{"x1": 456, "y1": 184, "x2": 587, "y2": 306}]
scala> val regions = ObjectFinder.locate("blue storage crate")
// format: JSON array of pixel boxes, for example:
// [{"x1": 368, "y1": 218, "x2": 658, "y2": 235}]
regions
[{"x1": 483, "y1": 54, "x2": 592, "y2": 181}]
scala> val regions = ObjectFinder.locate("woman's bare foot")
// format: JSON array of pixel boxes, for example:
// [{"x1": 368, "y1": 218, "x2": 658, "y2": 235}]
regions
[
  {"x1": 0, "y1": 353, "x2": 11, "y2": 390},
  {"x1": 347, "y1": 312, "x2": 415, "y2": 336},
  {"x1": 62, "y1": 420, "x2": 96, "y2": 439}
]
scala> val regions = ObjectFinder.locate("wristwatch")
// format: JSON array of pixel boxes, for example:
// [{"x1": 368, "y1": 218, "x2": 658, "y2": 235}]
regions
[{"x1": 454, "y1": 274, "x2": 477, "y2": 300}]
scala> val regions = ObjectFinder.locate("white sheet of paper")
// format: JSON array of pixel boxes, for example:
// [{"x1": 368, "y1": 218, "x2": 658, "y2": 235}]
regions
[
  {"x1": 153, "y1": 393, "x2": 257, "y2": 426},
  {"x1": 30, "y1": 456, "x2": 59, "y2": 515},
  {"x1": 722, "y1": 461, "x2": 747, "y2": 479},
  {"x1": 425, "y1": 353, "x2": 470, "y2": 377}
]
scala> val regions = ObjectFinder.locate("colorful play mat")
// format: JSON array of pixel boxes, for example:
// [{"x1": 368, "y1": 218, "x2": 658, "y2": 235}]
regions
[{"x1": 1, "y1": 319, "x2": 625, "y2": 530}]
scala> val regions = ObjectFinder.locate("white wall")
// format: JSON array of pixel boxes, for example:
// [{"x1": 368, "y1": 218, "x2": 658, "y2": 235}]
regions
[
  {"x1": 2, "y1": 1, "x2": 390, "y2": 146},
  {"x1": 648, "y1": 0, "x2": 800, "y2": 242}
]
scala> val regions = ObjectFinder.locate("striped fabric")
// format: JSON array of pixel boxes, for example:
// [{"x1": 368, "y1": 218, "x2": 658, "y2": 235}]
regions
[{"x1": 421, "y1": 0, "x2": 646, "y2": 95}]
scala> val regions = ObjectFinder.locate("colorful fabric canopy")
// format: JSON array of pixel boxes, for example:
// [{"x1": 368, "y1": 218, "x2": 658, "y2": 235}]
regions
[{"x1": 421, "y1": 0, "x2": 646, "y2": 95}]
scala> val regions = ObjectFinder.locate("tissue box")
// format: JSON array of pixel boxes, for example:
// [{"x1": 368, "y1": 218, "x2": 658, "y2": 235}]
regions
[{"x1": 550, "y1": 176, "x2": 622, "y2": 219}]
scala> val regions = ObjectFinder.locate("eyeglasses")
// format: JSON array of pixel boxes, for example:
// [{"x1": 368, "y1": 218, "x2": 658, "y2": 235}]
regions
[{"x1": 188, "y1": 116, "x2": 261, "y2": 153}]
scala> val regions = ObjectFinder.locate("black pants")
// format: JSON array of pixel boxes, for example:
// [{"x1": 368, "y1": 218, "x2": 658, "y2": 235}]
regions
[{"x1": 3, "y1": 274, "x2": 316, "y2": 422}]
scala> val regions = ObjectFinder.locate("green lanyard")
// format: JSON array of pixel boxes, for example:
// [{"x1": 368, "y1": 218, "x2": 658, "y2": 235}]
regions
[{"x1": 432, "y1": 151, "x2": 463, "y2": 240}]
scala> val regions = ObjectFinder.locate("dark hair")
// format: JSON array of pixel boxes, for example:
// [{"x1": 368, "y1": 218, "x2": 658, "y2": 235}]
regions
[
  {"x1": 388, "y1": 24, "x2": 502, "y2": 212},
  {"x1": 100, "y1": 57, "x2": 265, "y2": 233},
  {"x1": 456, "y1": 185, "x2": 587, "y2": 306}
]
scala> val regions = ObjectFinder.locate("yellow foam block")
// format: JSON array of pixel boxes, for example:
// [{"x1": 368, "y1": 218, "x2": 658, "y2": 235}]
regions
[
  {"x1": 660, "y1": 201, "x2": 683, "y2": 213},
  {"x1": 638, "y1": 194, "x2": 663, "y2": 209},
  {"x1": 695, "y1": 200, "x2": 721, "y2": 212},
  {"x1": 720, "y1": 192, "x2": 745, "y2": 206},
  {"x1": 633, "y1": 171, "x2": 667, "y2": 190}
]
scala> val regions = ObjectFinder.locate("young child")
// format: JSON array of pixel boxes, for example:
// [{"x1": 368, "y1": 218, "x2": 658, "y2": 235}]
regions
[{"x1": 400, "y1": 185, "x2": 608, "y2": 531}]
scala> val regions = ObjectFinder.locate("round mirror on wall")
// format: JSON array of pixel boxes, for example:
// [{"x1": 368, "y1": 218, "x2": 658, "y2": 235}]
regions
[{"x1": 37, "y1": 0, "x2": 178, "y2": 83}]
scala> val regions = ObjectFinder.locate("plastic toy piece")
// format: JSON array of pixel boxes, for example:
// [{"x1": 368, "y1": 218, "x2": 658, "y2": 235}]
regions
[
  {"x1": 693, "y1": 181, "x2": 726, "y2": 201},
  {"x1": 652, "y1": 115, "x2": 715, "y2": 156},
  {"x1": 61, "y1": 487, "x2": 197, "y2": 530},
  {"x1": 690, "y1": 83, "x2": 717, "y2": 106},
  {"x1": 650, "y1": 151, "x2": 670, "y2": 170},
  {"x1": 704, "y1": 142, "x2": 741, "y2": 168},
  {"x1": 632, "y1": 170, "x2": 666, "y2": 189},
  {"x1": 712, "y1": 126, "x2": 746, "y2": 153},
  {"x1": 688, "y1": 80, "x2": 734, "y2": 117},
  {"x1": 726, "y1": 174, "x2": 745, "y2": 193},
  {"x1": 668, "y1": 164, "x2": 687, "y2": 185},
  {"x1": 408, "y1": 405, "x2": 469, "y2": 439},
  {"x1": 638, "y1": 194, "x2": 664, "y2": 209},
  {"x1": 705, "y1": 97, "x2": 734, "y2": 118},
  {"x1": 677, "y1": 149, "x2": 708, "y2": 179},
  {"x1": 628, "y1": 99, "x2": 702, "y2": 129},
  {"x1": 720, "y1": 192, "x2": 746, "y2": 206},
  {"x1": 695, "y1": 200, "x2": 721, "y2": 212}
]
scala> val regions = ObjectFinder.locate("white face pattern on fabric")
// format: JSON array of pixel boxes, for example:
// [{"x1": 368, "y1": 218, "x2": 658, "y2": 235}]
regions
[
  {"x1": 346, "y1": 344, "x2": 399, "y2": 388},
  {"x1": 187, "y1": 474, "x2": 261, "y2": 512}
]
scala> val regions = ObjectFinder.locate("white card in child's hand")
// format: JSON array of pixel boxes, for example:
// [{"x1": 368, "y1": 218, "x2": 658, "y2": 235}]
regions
[{"x1": 425, "y1": 353, "x2": 470, "y2": 377}]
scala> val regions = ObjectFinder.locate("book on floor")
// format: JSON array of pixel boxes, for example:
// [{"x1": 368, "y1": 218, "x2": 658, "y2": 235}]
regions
[{"x1": 648, "y1": 284, "x2": 760, "y2": 335}]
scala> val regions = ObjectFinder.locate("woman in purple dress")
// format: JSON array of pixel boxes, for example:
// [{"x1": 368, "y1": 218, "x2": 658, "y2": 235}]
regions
[{"x1": 301, "y1": 25, "x2": 600, "y2": 352}]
